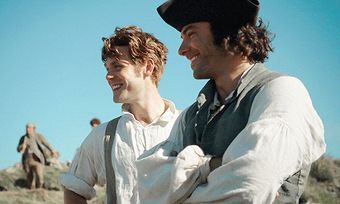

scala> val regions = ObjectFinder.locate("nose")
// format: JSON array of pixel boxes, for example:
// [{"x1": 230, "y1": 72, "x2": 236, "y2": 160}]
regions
[
  {"x1": 178, "y1": 39, "x2": 190, "y2": 56},
  {"x1": 106, "y1": 72, "x2": 114, "y2": 81}
]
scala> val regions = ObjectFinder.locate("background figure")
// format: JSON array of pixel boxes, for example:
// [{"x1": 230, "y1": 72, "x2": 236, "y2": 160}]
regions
[
  {"x1": 89, "y1": 118, "x2": 101, "y2": 128},
  {"x1": 17, "y1": 122, "x2": 58, "y2": 189}
]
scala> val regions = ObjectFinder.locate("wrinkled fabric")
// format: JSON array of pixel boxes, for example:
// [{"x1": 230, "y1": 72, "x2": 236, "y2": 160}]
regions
[
  {"x1": 137, "y1": 144, "x2": 211, "y2": 204},
  {"x1": 60, "y1": 100, "x2": 180, "y2": 203},
  {"x1": 17, "y1": 133, "x2": 55, "y2": 166},
  {"x1": 136, "y1": 76, "x2": 325, "y2": 204}
]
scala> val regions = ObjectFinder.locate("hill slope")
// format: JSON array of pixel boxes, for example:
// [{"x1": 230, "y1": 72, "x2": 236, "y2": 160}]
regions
[
  {"x1": 0, "y1": 163, "x2": 105, "y2": 204},
  {"x1": 0, "y1": 156, "x2": 339, "y2": 204}
]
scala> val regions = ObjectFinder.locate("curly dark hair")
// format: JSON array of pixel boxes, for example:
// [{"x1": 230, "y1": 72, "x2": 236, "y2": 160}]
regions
[
  {"x1": 210, "y1": 19, "x2": 274, "y2": 63},
  {"x1": 90, "y1": 118, "x2": 101, "y2": 127},
  {"x1": 102, "y1": 26, "x2": 168, "y2": 86}
]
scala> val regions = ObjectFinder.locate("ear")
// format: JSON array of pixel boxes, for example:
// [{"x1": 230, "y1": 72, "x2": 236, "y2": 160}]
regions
[
  {"x1": 222, "y1": 38, "x2": 229, "y2": 51},
  {"x1": 222, "y1": 38, "x2": 235, "y2": 56},
  {"x1": 144, "y1": 59, "x2": 155, "y2": 77}
]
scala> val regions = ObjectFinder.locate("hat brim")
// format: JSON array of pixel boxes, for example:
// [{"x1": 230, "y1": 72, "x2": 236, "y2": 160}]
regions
[{"x1": 157, "y1": 0, "x2": 260, "y2": 32}]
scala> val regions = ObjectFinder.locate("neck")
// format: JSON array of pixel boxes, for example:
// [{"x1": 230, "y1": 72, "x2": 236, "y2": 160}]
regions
[
  {"x1": 27, "y1": 132, "x2": 35, "y2": 137},
  {"x1": 128, "y1": 85, "x2": 166, "y2": 126},
  {"x1": 214, "y1": 59, "x2": 252, "y2": 101}
]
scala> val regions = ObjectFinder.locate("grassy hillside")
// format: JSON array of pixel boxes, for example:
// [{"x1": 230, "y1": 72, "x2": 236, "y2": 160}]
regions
[
  {"x1": 0, "y1": 163, "x2": 105, "y2": 204},
  {"x1": 0, "y1": 156, "x2": 339, "y2": 204},
  {"x1": 300, "y1": 156, "x2": 340, "y2": 204}
]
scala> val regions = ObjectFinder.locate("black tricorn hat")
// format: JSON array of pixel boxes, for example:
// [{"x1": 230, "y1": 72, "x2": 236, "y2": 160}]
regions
[{"x1": 157, "y1": 0, "x2": 260, "y2": 32}]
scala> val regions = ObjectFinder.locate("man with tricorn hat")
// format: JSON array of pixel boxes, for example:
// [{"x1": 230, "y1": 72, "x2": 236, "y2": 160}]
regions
[{"x1": 136, "y1": 0, "x2": 326, "y2": 203}]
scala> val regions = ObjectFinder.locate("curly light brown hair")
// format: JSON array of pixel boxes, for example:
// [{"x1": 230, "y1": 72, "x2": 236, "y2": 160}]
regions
[
  {"x1": 210, "y1": 19, "x2": 274, "y2": 63},
  {"x1": 102, "y1": 26, "x2": 168, "y2": 86}
]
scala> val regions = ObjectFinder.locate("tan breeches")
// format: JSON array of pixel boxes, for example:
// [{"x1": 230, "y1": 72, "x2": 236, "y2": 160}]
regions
[{"x1": 26, "y1": 154, "x2": 44, "y2": 189}]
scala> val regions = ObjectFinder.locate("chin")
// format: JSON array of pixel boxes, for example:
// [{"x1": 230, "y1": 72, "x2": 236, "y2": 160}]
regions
[
  {"x1": 113, "y1": 96, "x2": 122, "y2": 103},
  {"x1": 193, "y1": 72, "x2": 207, "y2": 80}
]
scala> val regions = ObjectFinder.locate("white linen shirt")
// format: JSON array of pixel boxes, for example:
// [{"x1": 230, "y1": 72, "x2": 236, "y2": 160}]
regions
[
  {"x1": 60, "y1": 101, "x2": 180, "y2": 203},
  {"x1": 137, "y1": 76, "x2": 326, "y2": 204}
]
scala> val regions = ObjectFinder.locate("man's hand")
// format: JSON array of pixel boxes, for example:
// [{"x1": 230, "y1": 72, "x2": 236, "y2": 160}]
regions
[
  {"x1": 209, "y1": 157, "x2": 222, "y2": 172},
  {"x1": 64, "y1": 188, "x2": 87, "y2": 204},
  {"x1": 19, "y1": 143, "x2": 27, "y2": 153},
  {"x1": 170, "y1": 150, "x2": 178, "y2": 157},
  {"x1": 51, "y1": 151, "x2": 59, "y2": 158}
]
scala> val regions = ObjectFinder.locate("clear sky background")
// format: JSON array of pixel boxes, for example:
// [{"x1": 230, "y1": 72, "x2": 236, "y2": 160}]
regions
[{"x1": 0, "y1": 1, "x2": 339, "y2": 170}]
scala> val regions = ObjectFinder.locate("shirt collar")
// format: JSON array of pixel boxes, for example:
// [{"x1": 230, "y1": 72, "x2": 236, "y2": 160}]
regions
[
  {"x1": 211, "y1": 63, "x2": 255, "y2": 106},
  {"x1": 158, "y1": 99, "x2": 177, "y2": 123},
  {"x1": 121, "y1": 99, "x2": 177, "y2": 124}
]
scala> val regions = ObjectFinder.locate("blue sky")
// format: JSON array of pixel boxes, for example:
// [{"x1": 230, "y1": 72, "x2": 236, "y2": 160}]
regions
[{"x1": 0, "y1": 1, "x2": 339, "y2": 170}]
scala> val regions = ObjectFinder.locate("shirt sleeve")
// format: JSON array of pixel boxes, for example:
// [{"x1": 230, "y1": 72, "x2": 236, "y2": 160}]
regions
[
  {"x1": 136, "y1": 109, "x2": 197, "y2": 204},
  {"x1": 59, "y1": 124, "x2": 107, "y2": 200},
  {"x1": 17, "y1": 136, "x2": 26, "y2": 152},
  {"x1": 168, "y1": 108, "x2": 188, "y2": 150},
  {"x1": 38, "y1": 134, "x2": 55, "y2": 152},
  {"x1": 183, "y1": 76, "x2": 326, "y2": 203}
]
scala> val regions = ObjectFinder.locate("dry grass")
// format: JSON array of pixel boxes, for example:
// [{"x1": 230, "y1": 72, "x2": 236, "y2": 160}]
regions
[
  {"x1": 0, "y1": 164, "x2": 105, "y2": 204},
  {"x1": 1, "y1": 156, "x2": 339, "y2": 204}
]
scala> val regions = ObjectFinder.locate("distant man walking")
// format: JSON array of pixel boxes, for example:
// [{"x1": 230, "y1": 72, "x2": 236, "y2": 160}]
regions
[{"x1": 17, "y1": 122, "x2": 58, "y2": 189}]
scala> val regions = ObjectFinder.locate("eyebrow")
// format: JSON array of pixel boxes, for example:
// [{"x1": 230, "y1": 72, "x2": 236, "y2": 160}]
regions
[{"x1": 106, "y1": 59, "x2": 130, "y2": 67}]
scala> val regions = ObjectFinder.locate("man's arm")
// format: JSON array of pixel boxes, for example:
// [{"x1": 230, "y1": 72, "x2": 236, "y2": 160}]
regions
[
  {"x1": 37, "y1": 134, "x2": 59, "y2": 158},
  {"x1": 59, "y1": 124, "x2": 107, "y2": 202},
  {"x1": 37, "y1": 134, "x2": 55, "y2": 152},
  {"x1": 209, "y1": 157, "x2": 222, "y2": 172},
  {"x1": 64, "y1": 188, "x2": 87, "y2": 204},
  {"x1": 183, "y1": 76, "x2": 326, "y2": 203},
  {"x1": 17, "y1": 136, "x2": 27, "y2": 153}
]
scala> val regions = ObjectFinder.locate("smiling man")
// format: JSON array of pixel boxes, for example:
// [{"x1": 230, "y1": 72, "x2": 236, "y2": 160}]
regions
[
  {"x1": 138, "y1": 0, "x2": 326, "y2": 203},
  {"x1": 60, "y1": 26, "x2": 180, "y2": 204}
]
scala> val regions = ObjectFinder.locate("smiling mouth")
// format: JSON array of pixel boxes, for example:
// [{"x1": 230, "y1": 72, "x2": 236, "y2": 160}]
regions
[
  {"x1": 189, "y1": 55, "x2": 199, "y2": 63},
  {"x1": 112, "y1": 84, "x2": 123, "y2": 91}
]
